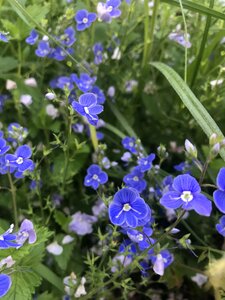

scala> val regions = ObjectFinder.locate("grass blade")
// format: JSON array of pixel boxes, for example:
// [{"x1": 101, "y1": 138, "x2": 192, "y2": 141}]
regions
[
  {"x1": 161, "y1": 0, "x2": 225, "y2": 21},
  {"x1": 151, "y1": 62, "x2": 225, "y2": 161}
]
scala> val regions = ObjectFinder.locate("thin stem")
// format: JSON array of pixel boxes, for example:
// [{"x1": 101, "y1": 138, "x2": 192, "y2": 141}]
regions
[
  {"x1": 190, "y1": 0, "x2": 214, "y2": 87},
  {"x1": 178, "y1": 0, "x2": 188, "y2": 82},
  {"x1": 199, "y1": 159, "x2": 210, "y2": 185},
  {"x1": 182, "y1": 220, "x2": 208, "y2": 247},
  {"x1": 7, "y1": 173, "x2": 18, "y2": 229},
  {"x1": 89, "y1": 124, "x2": 98, "y2": 152}
]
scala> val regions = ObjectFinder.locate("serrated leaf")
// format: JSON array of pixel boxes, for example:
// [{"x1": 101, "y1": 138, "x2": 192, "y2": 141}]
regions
[{"x1": 151, "y1": 62, "x2": 225, "y2": 161}]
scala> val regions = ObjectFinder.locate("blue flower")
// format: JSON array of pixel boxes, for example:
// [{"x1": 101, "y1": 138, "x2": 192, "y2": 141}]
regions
[
  {"x1": 213, "y1": 167, "x2": 225, "y2": 213},
  {"x1": 174, "y1": 161, "x2": 191, "y2": 174},
  {"x1": 60, "y1": 26, "x2": 76, "y2": 47},
  {"x1": 7, "y1": 123, "x2": 28, "y2": 144},
  {"x1": 91, "y1": 85, "x2": 105, "y2": 104},
  {"x1": 138, "y1": 153, "x2": 155, "y2": 172},
  {"x1": 160, "y1": 174, "x2": 212, "y2": 216},
  {"x1": 109, "y1": 188, "x2": 149, "y2": 228},
  {"x1": 97, "y1": 0, "x2": 121, "y2": 23},
  {"x1": 0, "y1": 274, "x2": 12, "y2": 297},
  {"x1": 16, "y1": 219, "x2": 37, "y2": 245},
  {"x1": 84, "y1": 164, "x2": 108, "y2": 190},
  {"x1": 0, "y1": 156, "x2": 16, "y2": 175},
  {"x1": 93, "y1": 43, "x2": 104, "y2": 64},
  {"x1": 75, "y1": 9, "x2": 97, "y2": 31},
  {"x1": 123, "y1": 167, "x2": 147, "y2": 193},
  {"x1": 25, "y1": 29, "x2": 39, "y2": 45},
  {"x1": 0, "y1": 225, "x2": 21, "y2": 249},
  {"x1": 0, "y1": 138, "x2": 10, "y2": 155},
  {"x1": 150, "y1": 250, "x2": 174, "y2": 276},
  {"x1": 51, "y1": 76, "x2": 74, "y2": 91},
  {"x1": 127, "y1": 225, "x2": 154, "y2": 250},
  {"x1": 69, "y1": 211, "x2": 97, "y2": 235},
  {"x1": 169, "y1": 32, "x2": 192, "y2": 48},
  {"x1": 216, "y1": 216, "x2": 225, "y2": 237},
  {"x1": 50, "y1": 47, "x2": 74, "y2": 61},
  {"x1": 35, "y1": 40, "x2": 51, "y2": 57},
  {"x1": 122, "y1": 137, "x2": 137, "y2": 154},
  {"x1": 72, "y1": 93, "x2": 103, "y2": 126},
  {"x1": 0, "y1": 32, "x2": 9, "y2": 43},
  {"x1": 71, "y1": 73, "x2": 96, "y2": 93},
  {"x1": 5, "y1": 145, "x2": 33, "y2": 173}
]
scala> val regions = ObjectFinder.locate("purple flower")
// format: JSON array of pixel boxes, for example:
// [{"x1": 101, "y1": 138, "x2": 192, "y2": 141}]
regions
[
  {"x1": 50, "y1": 47, "x2": 74, "y2": 61},
  {"x1": 0, "y1": 33, "x2": 9, "y2": 43},
  {"x1": 72, "y1": 93, "x2": 103, "y2": 126},
  {"x1": 150, "y1": 250, "x2": 174, "y2": 276},
  {"x1": 69, "y1": 212, "x2": 97, "y2": 235},
  {"x1": 0, "y1": 274, "x2": 12, "y2": 297},
  {"x1": 25, "y1": 29, "x2": 39, "y2": 45},
  {"x1": 7, "y1": 123, "x2": 28, "y2": 144},
  {"x1": 84, "y1": 164, "x2": 108, "y2": 190},
  {"x1": 97, "y1": 0, "x2": 121, "y2": 23},
  {"x1": 174, "y1": 161, "x2": 191, "y2": 174},
  {"x1": 127, "y1": 225, "x2": 154, "y2": 250},
  {"x1": 160, "y1": 174, "x2": 212, "y2": 216},
  {"x1": 138, "y1": 153, "x2": 155, "y2": 172},
  {"x1": 60, "y1": 26, "x2": 76, "y2": 47},
  {"x1": 213, "y1": 168, "x2": 225, "y2": 213},
  {"x1": 75, "y1": 9, "x2": 97, "y2": 31},
  {"x1": 72, "y1": 123, "x2": 84, "y2": 133},
  {"x1": 123, "y1": 167, "x2": 147, "y2": 193},
  {"x1": 216, "y1": 215, "x2": 225, "y2": 237},
  {"x1": 93, "y1": 43, "x2": 104, "y2": 64},
  {"x1": 169, "y1": 32, "x2": 192, "y2": 48},
  {"x1": 109, "y1": 188, "x2": 149, "y2": 228},
  {"x1": 51, "y1": 76, "x2": 74, "y2": 91},
  {"x1": 122, "y1": 137, "x2": 137, "y2": 154},
  {"x1": 5, "y1": 145, "x2": 33, "y2": 173},
  {"x1": 91, "y1": 85, "x2": 105, "y2": 104},
  {"x1": 0, "y1": 225, "x2": 21, "y2": 249},
  {"x1": 0, "y1": 138, "x2": 10, "y2": 155},
  {"x1": 71, "y1": 73, "x2": 96, "y2": 93},
  {"x1": 16, "y1": 219, "x2": 37, "y2": 245},
  {"x1": 35, "y1": 40, "x2": 51, "y2": 57}
]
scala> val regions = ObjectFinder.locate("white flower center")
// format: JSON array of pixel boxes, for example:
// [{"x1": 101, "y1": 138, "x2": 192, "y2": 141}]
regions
[
  {"x1": 107, "y1": 5, "x2": 113, "y2": 12},
  {"x1": 129, "y1": 142, "x2": 134, "y2": 147},
  {"x1": 123, "y1": 203, "x2": 131, "y2": 211},
  {"x1": 0, "y1": 236, "x2": 4, "y2": 241},
  {"x1": 180, "y1": 191, "x2": 193, "y2": 203},
  {"x1": 16, "y1": 157, "x2": 24, "y2": 165},
  {"x1": 83, "y1": 18, "x2": 88, "y2": 24},
  {"x1": 92, "y1": 174, "x2": 98, "y2": 180},
  {"x1": 137, "y1": 234, "x2": 143, "y2": 241},
  {"x1": 133, "y1": 176, "x2": 139, "y2": 182},
  {"x1": 84, "y1": 107, "x2": 89, "y2": 114}
]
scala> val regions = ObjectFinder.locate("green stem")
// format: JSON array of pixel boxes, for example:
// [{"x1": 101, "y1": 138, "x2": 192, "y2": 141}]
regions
[
  {"x1": 178, "y1": 0, "x2": 188, "y2": 83},
  {"x1": 190, "y1": 0, "x2": 214, "y2": 87},
  {"x1": 89, "y1": 124, "x2": 98, "y2": 152},
  {"x1": 182, "y1": 220, "x2": 208, "y2": 246},
  {"x1": 199, "y1": 159, "x2": 210, "y2": 185},
  {"x1": 7, "y1": 173, "x2": 18, "y2": 229},
  {"x1": 142, "y1": 0, "x2": 160, "y2": 69}
]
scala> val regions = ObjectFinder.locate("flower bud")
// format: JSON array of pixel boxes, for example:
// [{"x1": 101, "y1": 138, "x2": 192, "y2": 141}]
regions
[
  {"x1": 209, "y1": 133, "x2": 218, "y2": 146},
  {"x1": 184, "y1": 139, "x2": 197, "y2": 158},
  {"x1": 210, "y1": 143, "x2": 220, "y2": 157}
]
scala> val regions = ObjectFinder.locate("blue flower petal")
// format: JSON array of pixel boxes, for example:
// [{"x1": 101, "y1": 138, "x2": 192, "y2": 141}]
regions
[
  {"x1": 125, "y1": 211, "x2": 138, "y2": 227},
  {"x1": 88, "y1": 105, "x2": 103, "y2": 115},
  {"x1": 160, "y1": 191, "x2": 183, "y2": 209},
  {"x1": 216, "y1": 167, "x2": 225, "y2": 191},
  {"x1": 173, "y1": 174, "x2": 200, "y2": 193},
  {"x1": 87, "y1": 164, "x2": 101, "y2": 175},
  {"x1": 79, "y1": 93, "x2": 97, "y2": 107},
  {"x1": 16, "y1": 145, "x2": 32, "y2": 159},
  {"x1": 72, "y1": 101, "x2": 85, "y2": 116},
  {"x1": 109, "y1": 203, "x2": 125, "y2": 225},
  {"x1": 191, "y1": 194, "x2": 212, "y2": 216},
  {"x1": 75, "y1": 9, "x2": 88, "y2": 22},
  {"x1": 214, "y1": 190, "x2": 225, "y2": 213},
  {"x1": 0, "y1": 274, "x2": 12, "y2": 297},
  {"x1": 131, "y1": 198, "x2": 148, "y2": 218},
  {"x1": 88, "y1": 13, "x2": 97, "y2": 22},
  {"x1": 113, "y1": 188, "x2": 137, "y2": 205}
]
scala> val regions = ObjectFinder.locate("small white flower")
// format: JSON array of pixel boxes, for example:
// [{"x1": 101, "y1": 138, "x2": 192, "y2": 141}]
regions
[
  {"x1": 111, "y1": 47, "x2": 121, "y2": 60},
  {"x1": 24, "y1": 78, "x2": 37, "y2": 87},
  {"x1": 45, "y1": 92, "x2": 55, "y2": 100},
  {"x1": 0, "y1": 256, "x2": 15, "y2": 268},
  {"x1": 107, "y1": 86, "x2": 115, "y2": 97},
  {"x1": 6, "y1": 79, "x2": 17, "y2": 90},
  {"x1": 42, "y1": 35, "x2": 49, "y2": 41},
  {"x1": 191, "y1": 273, "x2": 208, "y2": 287},
  {"x1": 210, "y1": 79, "x2": 223, "y2": 87},
  {"x1": 153, "y1": 254, "x2": 164, "y2": 276},
  {"x1": 20, "y1": 94, "x2": 33, "y2": 107},
  {"x1": 62, "y1": 235, "x2": 74, "y2": 245},
  {"x1": 74, "y1": 277, "x2": 87, "y2": 298},
  {"x1": 46, "y1": 104, "x2": 59, "y2": 119},
  {"x1": 46, "y1": 241, "x2": 63, "y2": 255}
]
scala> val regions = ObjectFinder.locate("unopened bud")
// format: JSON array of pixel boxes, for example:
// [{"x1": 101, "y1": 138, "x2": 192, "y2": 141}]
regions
[
  {"x1": 184, "y1": 139, "x2": 197, "y2": 158},
  {"x1": 210, "y1": 143, "x2": 220, "y2": 157},
  {"x1": 209, "y1": 133, "x2": 218, "y2": 146}
]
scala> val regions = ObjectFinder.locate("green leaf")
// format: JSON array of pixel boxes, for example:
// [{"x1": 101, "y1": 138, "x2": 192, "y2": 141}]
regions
[
  {"x1": 0, "y1": 57, "x2": 18, "y2": 74},
  {"x1": 151, "y1": 62, "x2": 225, "y2": 161},
  {"x1": 161, "y1": 0, "x2": 225, "y2": 21},
  {"x1": 33, "y1": 264, "x2": 64, "y2": 292}
]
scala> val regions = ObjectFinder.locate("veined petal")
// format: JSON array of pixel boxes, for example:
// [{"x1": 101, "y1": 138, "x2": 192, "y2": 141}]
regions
[
  {"x1": 0, "y1": 274, "x2": 12, "y2": 297},
  {"x1": 15, "y1": 145, "x2": 32, "y2": 159},
  {"x1": 75, "y1": 9, "x2": 88, "y2": 22},
  {"x1": 72, "y1": 101, "x2": 85, "y2": 116},
  {"x1": 216, "y1": 167, "x2": 225, "y2": 191},
  {"x1": 173, "y1": 174, "x2": 200, "y2": 193},
  {"x1": 114, "y1": 188, "x2": 137, "y2": 205},
  {"x1": 79, "y1": 93, "x2": 97, "y2": 107},
  {"x1": 214, "y1": 190, "x2": 225, "y2": 213},
  {"x1": 88, "y1": 13, "x2": 97, "y2": 22},
  {"x1": 88, "y1": 104, "x2": 103, "y2": 115},
  {"x1": 125, "y1": 211, "x2": 138, "y2": 228},
  {"x1": 109, "y1": 202, "x2": 125, "y2": 225},
  {"x1": 160, "y1": 191, "x2": 183, "y2": 209},
  {"x1": 191, "y1": 194, "x2": 212, "y2": 216},
  {"x1": 131, "y1": 198, "x2": 148, "y2": 218},
  {"x1": 18, "y1": 159, "x2": 33, "y2": 172}
]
